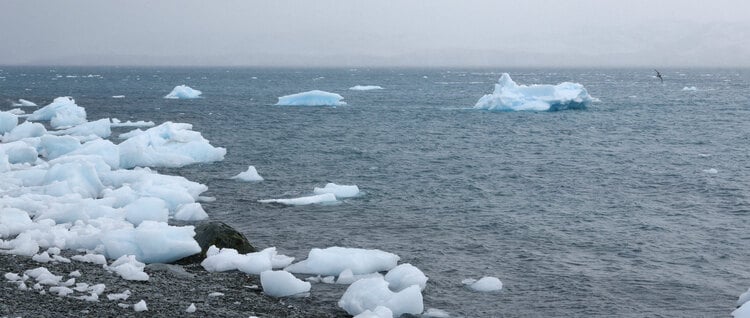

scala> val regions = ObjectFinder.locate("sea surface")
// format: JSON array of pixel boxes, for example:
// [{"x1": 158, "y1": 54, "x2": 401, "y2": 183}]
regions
[{"x1": 1, "y1": 67, "x2": 749, "y2": 317}]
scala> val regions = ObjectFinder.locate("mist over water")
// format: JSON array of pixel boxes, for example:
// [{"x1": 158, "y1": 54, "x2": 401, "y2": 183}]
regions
[{"x1": 1, "y1": 67, "x2": 749, "y2": 316}]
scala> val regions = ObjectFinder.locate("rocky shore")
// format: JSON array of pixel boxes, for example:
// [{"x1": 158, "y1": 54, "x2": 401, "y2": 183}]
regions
[{"x1": 0, "y1": 251, "x2": 350, "y2": 317}]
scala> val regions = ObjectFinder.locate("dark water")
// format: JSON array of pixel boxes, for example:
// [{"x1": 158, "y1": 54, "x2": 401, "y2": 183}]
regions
[{"x1": 2, "y1": 67, "x2": 749, "y2": 317}]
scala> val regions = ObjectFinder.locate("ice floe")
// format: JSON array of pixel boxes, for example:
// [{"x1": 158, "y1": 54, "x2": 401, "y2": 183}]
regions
[
  {"x1": 201, "y1": 246, "x2": 294, "y2": 275},
  {"x1": 258, "y1": 193, "x2": 338, "y2": 206},
  {"x1": 276, "y1": 90, "x2": 346, "y2": 106},
  {"x1": 349, "y1": 85, "x2": 383, "y2": 91},
  {"x1": 15, "y1": 99, "x2": 38, "y2": 107},
  {"x1": 313, "y1": 183, "x2": 360, "y2": 199},
  {"x1": 474, "y1": 73, "x2": 594, "y2": 111},
  {"x1": 682, "y1": 86, "x2": 698, "y2": 91},
  {"x1": 462, "y1": 276, "x2": 503, "y2": 292},
  {"x1": 231, "y1": 165, "x2": 264, "y2": 182},
  {"x1": 164, "y1": 85, "x2": 202, "y2": 99}
]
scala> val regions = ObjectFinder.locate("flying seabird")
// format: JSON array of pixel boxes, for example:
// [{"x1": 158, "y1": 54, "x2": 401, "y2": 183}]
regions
[{"x1": 654, "y1": 69, "x2": 663, "y2": 83}]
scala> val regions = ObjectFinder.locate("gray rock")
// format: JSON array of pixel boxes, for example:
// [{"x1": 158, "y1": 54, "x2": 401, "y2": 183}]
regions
[{"x1": 176, "y1": 221, "x2": 256, "y2": 264}]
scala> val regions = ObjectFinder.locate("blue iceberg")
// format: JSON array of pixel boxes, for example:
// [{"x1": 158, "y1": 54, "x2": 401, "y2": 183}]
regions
[{"x1": 474, "y1": 73, "x2": 593, "y2": 111}]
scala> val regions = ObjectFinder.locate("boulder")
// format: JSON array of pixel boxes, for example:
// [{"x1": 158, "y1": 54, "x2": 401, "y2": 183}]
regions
[{"x1": 175, "y1": 221, "x2": 255, "y2": 264}]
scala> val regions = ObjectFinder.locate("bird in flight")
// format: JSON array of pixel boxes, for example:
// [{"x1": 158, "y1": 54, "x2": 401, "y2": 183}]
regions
[{"x1": 654, "y1": 69, "x2": 663, "y2": 83}]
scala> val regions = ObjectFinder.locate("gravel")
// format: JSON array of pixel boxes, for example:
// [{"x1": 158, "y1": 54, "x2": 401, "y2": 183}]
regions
[{"x1": 0, "y1": 253, "x2": 350, "y2": 317}]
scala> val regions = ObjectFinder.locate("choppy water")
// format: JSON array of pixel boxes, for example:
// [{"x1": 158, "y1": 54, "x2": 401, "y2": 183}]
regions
[{"x1": 2, "y1": 67, "x2": 749, "y2": 317}]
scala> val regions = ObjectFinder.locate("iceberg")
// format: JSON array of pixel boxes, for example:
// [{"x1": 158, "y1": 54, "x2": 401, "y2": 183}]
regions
[
  {"x1": 462, "y1": 276, "x2": 503, "y2": 292},
  {"x1": 313, "y1": 183, "x2": 360, "y2": 199},
  {"x1": 258, "y1": 193, "x2": 338, "y2": 206},
  {"x1": 164, "y1": 85, "x2": 202, "y2": 99},
  {"x1": 28, "y1": 96, "x2": 87, "y2": 128},
  {"x1": 0, "y1": 111, "x2": 18, "y2": 135},
  {"x1": 384, "y1": 263, "x2": 428, "y2": 291},
  {"x1": 118, "y1": 122, "x2": 226, "y2": 168},
  {"x1": 349, "y1": 85, "x2": 383, "y2": 91},
  {"x1": 276, "y1": 90, "x2": 346, "y2": 106},
  {"x1": 231, "y1": 165, "x2": 264, "y2": 182},
  {"x1": 474, "y1": 73, "x2": 593, "y2": 111},
  {"x1": 285, "y1": 247, "x2": 400, "y2": 276}
]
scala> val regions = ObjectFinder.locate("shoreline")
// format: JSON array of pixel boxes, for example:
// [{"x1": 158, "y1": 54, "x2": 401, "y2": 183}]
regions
[{"x1": 0, "y1": 252, "x2": 349, "y2": 317}]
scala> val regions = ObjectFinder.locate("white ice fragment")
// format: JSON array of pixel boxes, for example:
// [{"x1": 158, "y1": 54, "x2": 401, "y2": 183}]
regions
[
  {"x1": 423, "y1": 308, "x2": 451, "y2": 317},
  {"x1": 2, "y1": 121, "x2": 46, "y2": 142},
  {"x1": 349, "y1": 85, "x2": 383, "y2": 91},
  {"x1": 313, "y1": 183, "x2": 360, "y2": 199},
  {"x1": 134, "y1": 300, "x2": 148, "y2": 312},
  {"x1": 4, "y1": 272, "x2": 21, "y2": 281},
  {"x1": 186, "y1": 303, "x2": 196, "y2": 313},
  {"x1": 260, "y1": 270, "x2": 311, "y2": 297},
  {"x1": 208, "y1": 292, "x2": 224, "y2": 297},
  {"x1": 28, "y1": 96, "x2": 86, "y2": 128},
  {"x1": 474, "y1": 73, "x2": 593, "y2": 111},
  {"x1": 123, "y1": 197, "x2": 169, "y2": 226},
  {"x1": 107, "y1": 289, "x2": 132, "y2": 301},
  {"x1": 338, "y1": 276, "x2": 423, "y2": 317},
  {"x1": 174, "y1": 203, "x2": 209, "y2": 221},
  {"x1": 231, "y1": 166, "x2": 264, "y2": 182},
  {"x1": 49, "y1": 286, "x2": 75, "y2": 296},
  {"x1": 118, "y1": 122, "x2": 226, "y2": 168},
  {"x1": 682, "y1": 86, "x2": 698, "y2": 91},
  {"x1": 276, "y1": 90, "x2": 346, "y2": 106},
  {"x1": 734, "y1": 301, "x2": 750, "y2": 318},
  {"x1": 0, "y1": 111, "x2": 18, "y2": 134},
  {"x1": 165, "y1": 85, "x2": 202, "y2": 99},
  {"x1": 285, "y1": 247, "x2": 399, "y2": 276},
  {"x1": 703, "y1": 168, "x2": 718, "y2": 174},
  {"x1": 108, "y1": 255, "x2": 149, "y2": 281},
  {"x1": 258, "y1": 193, "x2": 337, "y2": 206},
  {"x1": 738, "y1": 287, "x2": 750, "y2": 307},
  {"x1": 463, "y1": 276, "x2": 502, "y2": 292},
  {"x1": 353, "y1": 306, "x2": 393, "y2": 318},
  {"x1": 112, "y1": 95, "x2": 125, "y2": 99},
  {"x1": 69, "y1": 270, "x2": 82, "y2": 277},
  {"x1": 384, "y1": 263, "x2": 428, "y2": 291},
  {"x1": 32, "y1": 252, "x2": 53, "y2": 263},
  {"x1": 71, "y1": 253, "x2": 108, "y2": 266},
  {"x1": 201, "y1": 246, "x2": 293, "y2": 275},
  {"x1": 17, "y1": 99, "x2": 38, "y2": 106}
]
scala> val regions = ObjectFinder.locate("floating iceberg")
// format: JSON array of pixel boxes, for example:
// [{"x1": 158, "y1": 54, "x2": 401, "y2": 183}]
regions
[
  {"x1": 118, "y1": 122, "x2": 226, "y2": 168},
  {"x1": 349, "y1": 85, "x2": 383, "y2": 91},
  {"x1": 164, "y1": 85, "x2": 202, "y2": 99},
  {"x1": 313, "y1": 183, "x2": 360, "y2": 199},
  {"x1": 16, "y1": 99, "x2": 38, "y2": 107},
  {"x1": 474, "y1": 73, "x2": 593, "y2": 111},
  {"x1": 258, "y1": 193, "x2": 338, "y2": 206},
  {"x1": 384, "y1": 263, "x2": 428, "y2": 291},
  {"x1": 276, "y1": 90, "x2": 346, "y2": 106},
  {"x1": 285, "y1": 247, "x2": 400, "y2": 276},
  {"x1": 231, "y1": 165, "x2": 264, "y2": 182},
  {"x1": 28, "y1": 96, "x2": 87, "y2": 128},
  {"x1": 462, "y1": 276, "x2": 503, "y2": 292}
]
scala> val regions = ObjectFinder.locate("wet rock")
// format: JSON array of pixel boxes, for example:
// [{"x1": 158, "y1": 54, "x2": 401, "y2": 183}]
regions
[{"x1": 176, "y1": 221, "x2": 255, "y2": 264}]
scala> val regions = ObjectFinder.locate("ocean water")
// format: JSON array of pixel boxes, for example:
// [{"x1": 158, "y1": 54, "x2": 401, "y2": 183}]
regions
[{"x1": 2, "y1": 67, "x2": 749, "y2": 317}]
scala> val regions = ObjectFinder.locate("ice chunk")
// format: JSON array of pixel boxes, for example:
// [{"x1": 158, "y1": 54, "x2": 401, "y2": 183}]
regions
[
  {"x1": 112, "y1": 95, "x2": 125, "y2": 99},
  {"x1": 313, "y1": 183, "x2": 360, "y2": 199},
  {"x1": 208, "y1": 292, "x2": 224, "y2": 297},
  {"x1": 0, "y1": 207, "x2": 34, "y2": 237},
  {"x1": 39, "y1": 135, "x2": 81, "y2": 159},
  {"x1": 231, "y1": 166, "x2": 264, "y2": 182},
  {"x1": 42, "y1": 161, "x2": 105, "y2": 198},
  {"x1": 463, "y1": 276, "x2": 502, "y2": 292},
  {"x1": 735, "y1": 301, "x2": 750, "y2": 318},
  {"x1": 164, "y1": 85, "x2": 202, "y2": 99},
  {"x1": 174, "y1": 203, "x2": 209, "y2": 221},
  {"x1": 0, "y1": 141, "x2": 38, "y2": 164},
  {"x1": 101, "y1": 221, "x2": 201, "y2": 264},
  {"x1": 69, "y1": 270, "x2": 81, "y2": 277},
  {"x1": 349, "y1": 85, "x2": 384, "y2": 91},
  {"x1": 260, "y1": 270, "x2": 311, "y2": 297},
  {"x1": 107, "y1": 289, "x2": 132, "y2": 301},
  {"x1": 49, "y1": 286, "x2": 75, "y2": 296},
  {"x1": 703, "y1": 168, "x2": 718, "y2": 174},
  {"x1": 108, "y1": 255, "x2": 149, "y2": 281},
  {"x1": 338, "y1": 276, "x2": 423, "y2": 317},
  {"x1": 353, "y1": 306, "x2": 393, "y2": 318},
  {"x1": 186, "y1": 303, "x2": 196, "y2": 313},
  {"x1": 201, "y1": 246, "x2": 293, "y2": 275},
  {"x1": 55, "y1": 118, "x2": 111, "y2": 138},
  {"x1": 474, "y1": 73, "x2": 593, "y2": 111},
  {"x1": 0, "y1": 111, "x2": 18, "y2": 134},
  {"x1": 285, "y1": 247, "x2": 399, "y2": 276},
  {"x1": 32, "y1": 252, "x2": 53, "y2": 263},
  {"x1": 682, "y1": 86, "x2": 697, "y2": 91},
  {"x1": 258, "y1": 193, "x2": 337, "y2": 206},
  {"x1": 118, "y1": 122, "x2": 226, "y2": 168},
  {"x1": 25, "y1": 267, "x2": 62, "y2": 285},
  {"x1": 738, "y1": 287, "x2": 750, "y2": 307},
  {"x1": 276, "y1": 90, "x2": 346, "y2": 106},
  {"x1": 17, "y1": 99, "x2": 38, "y2": 107},
  {"x1": 2, "y1": 121, "x2": 47, "y2": 142},
  {"x1": 110, "y1": 119, "x2": 155, "y2": 128},
  {"x1": 423, "y1": 308, "x2": 450, "y2": 317},
  {"x1": 384, "y1": 263, "x2": 428, "y2": 291},
  {"x1": 134, "y1": 300, "x2": 148, "y2": 312},
  {"x1": 71, "y1": 253, "x2": 108, "y2": 265},
  {"x1": 28, "y1": 97, "x2": 86, "y2": 128},
  {"x1": 124, "y1": 197, "x2": 169, "y2": 226}
]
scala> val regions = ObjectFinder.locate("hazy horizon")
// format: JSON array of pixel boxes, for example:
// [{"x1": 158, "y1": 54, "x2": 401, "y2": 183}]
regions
[{"x1": 2, "y1": 0, "x2": 749, "y2": 68}]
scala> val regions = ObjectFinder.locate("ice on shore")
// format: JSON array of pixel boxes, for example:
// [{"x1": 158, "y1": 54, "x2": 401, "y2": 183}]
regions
[
  {"x1": 285, "y1": 247, "x2": 399, "y2": 276},
  {"x1": 276, "y1": 90, "x2": 346, "y2": 106},
  {"x1": 0, "y1": 111, "x2": 18, "y2": 134},
  {"x1": 349, "y1": 85, "x2": 383, "y2": 91},
  {"x1": 134, "y1": 300, "x2": 148, "y2": 312},
  {"x1": 384, "y1": 263, "x2": 428, "y2": 291},
  {"x1": 462, "y1": 276, "x2": 503, "y2": 292},
  {"x1": 108, "y1": 255, "x2": 149, "y2": 281},
  {"x1": 231, "y1": 165, "x2": 264, "y2": 182},
  {"x1": 186, "y1": 303, "x2": 196, "y2": 312},
  {"x1": 338, "y1": 276, "x2": 423, "y2": 317},
  {"x1": 353, "y1": 306, "x2": 393, "y2": 318},
  {"x1": 474, "y1": 73, "x2": 593, "y2": 111},
  {"x1": 313, "y1": 183, "x2": 360, "y2": 199},
  {"x1": 260, "y1": 270, "x2": 311, "y2": 297},
  {"x1": 118, "y1": 122, "x2": 226, "y2": 168},
  {"x1": 201, "y1": 246, "x2": 294, "y2": 275},
  {"x1": 258, "y1": 193, "x2": 337, "y2": 206},
  {"x1": 164, "y1": 85, "x2": 202, "y2": 99}
]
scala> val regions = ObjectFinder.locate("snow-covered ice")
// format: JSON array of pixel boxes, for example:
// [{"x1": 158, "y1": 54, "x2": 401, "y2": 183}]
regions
[
  {"x1": 474, "y1": 73, "x2": 594, "y2": 111},
  {"x1": 164, "y1": 85, "x2": 202, "y2": 99},
  {"x1": 463, "y1": 276, "x2": 503, "y2": 292},
  {"x1": 313, "y1": 183, "x2": 360, "y2": 199},
  {"x1": 258, "y1": 193, "x2": 338, "y2": 206},
  {"x1": 338, "y1": 276, "x2": 423, "y2": 317},
  {"x1": 231, "y1": 165, "x2": 264, "y2": 182},
  {"x1": 276, "y1": 90, "x2": 346, "y2": 106},
  {"x1": 260, "y1": 270, "x2": 311, "y2": 297},
  {"x1": 349, "y1": 85, "x2": 383, "y2": 91},
  {"x1": 285, "y1": 247, "x2": 399, "y2": 276}
]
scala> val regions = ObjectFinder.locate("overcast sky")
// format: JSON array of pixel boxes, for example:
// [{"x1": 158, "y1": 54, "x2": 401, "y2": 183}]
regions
[{"x1": 1, "y1": 0, "x2": 748, "y2": 67}]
